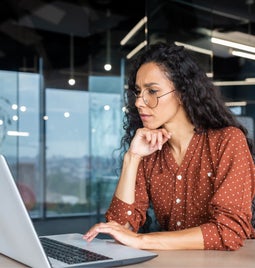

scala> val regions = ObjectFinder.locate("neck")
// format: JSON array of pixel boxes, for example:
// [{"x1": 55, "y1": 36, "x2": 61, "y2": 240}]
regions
[
  {"x1": 165, "y1": 119, "x2": 195, "y2": 155},
  {"x1": 162, "y1": 104, "x2": 195, "y2": 157}
]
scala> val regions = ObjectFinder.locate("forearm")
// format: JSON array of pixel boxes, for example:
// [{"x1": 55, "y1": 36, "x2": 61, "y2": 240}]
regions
[
  {"x1": 137, "y1": 226, "x2": 204, "y2": 250},
  {"x1": 114, "y1": 151, "x2": 142, "y2": 204}
]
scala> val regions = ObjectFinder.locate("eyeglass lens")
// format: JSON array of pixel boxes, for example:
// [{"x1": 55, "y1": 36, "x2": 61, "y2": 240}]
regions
[
  {"x1": 142, "y1": 90, "x2": 158, "y2": 108},
  {"x1": 128, "y1": 89, "x2": 174, "y2": 108},
  {"x1": 128, "y1": 89, "x2": 159, "y2": 108}
]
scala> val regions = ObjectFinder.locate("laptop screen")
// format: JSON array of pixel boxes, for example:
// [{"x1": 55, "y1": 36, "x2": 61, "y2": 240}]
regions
[{"x1": 0, "y1": 155, "x2": 157, "y2": 267}]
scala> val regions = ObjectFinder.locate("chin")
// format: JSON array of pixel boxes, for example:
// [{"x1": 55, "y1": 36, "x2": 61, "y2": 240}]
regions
[{"x1": 143, "y1": 123, "x2": 159, "y2": 130}]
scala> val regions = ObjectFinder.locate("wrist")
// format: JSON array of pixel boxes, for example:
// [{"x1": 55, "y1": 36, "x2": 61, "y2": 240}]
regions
[
  {"x1": 136, "y1": 233, "x2": 151, "y2": 250},
  {"x1": 126, "y1": 150, "x2": 143, "y2": 161}
]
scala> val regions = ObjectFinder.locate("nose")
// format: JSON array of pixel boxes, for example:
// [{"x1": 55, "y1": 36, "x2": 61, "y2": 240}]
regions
[
  {"x1": 135, "y1": 95, "x2": 145, "y2": 108},
  {"x1": 134, "y1": 90, "x2": 146, "y2": 108}
]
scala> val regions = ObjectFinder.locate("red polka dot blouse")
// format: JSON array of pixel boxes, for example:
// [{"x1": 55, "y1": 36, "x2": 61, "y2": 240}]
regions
[{"x1": 106, "y1": 126, "x2": 255, "y2": 250}]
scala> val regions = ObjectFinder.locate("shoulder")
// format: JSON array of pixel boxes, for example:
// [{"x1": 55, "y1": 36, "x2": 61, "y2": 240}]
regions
[
  {"x1": 207, "y1": 126, "x2": 249, "y2": 152},
  {"x1": 208, "y1": 126, "x2": 245, "y2": 140},
  {"x1": 205, "y1": 127, "x2": 254, "y2": 171}
]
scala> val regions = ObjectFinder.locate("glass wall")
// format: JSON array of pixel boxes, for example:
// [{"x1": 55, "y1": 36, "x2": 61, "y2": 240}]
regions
[
  {"x1": 45, "y1": 89, "x2": 90, "y2": 217},
  {"x1": 0, "y1": 70, "x2": 123, "y2": 222},
  {"x1": 0, "y1": 70, "x2": 41, "y2": 217}
]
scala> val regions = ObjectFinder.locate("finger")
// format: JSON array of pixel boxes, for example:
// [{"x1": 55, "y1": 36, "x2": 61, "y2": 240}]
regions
[
  {"x1": 157, "y1": 132, "x2": 163, "y2": 150},
  {"x1": 95, "y1": 224, "x2": 125, "y2": 241},
  {"x1": 95, "y1": 221, "x2": 122, "y2": 234},
  {"x1": 150, "y1": 133, "x2": 157, "y2": 148},
  {"x1": 160, "y1": 129, "x2": 171, "y2": 144},
  {"x1": 144, "y1": 130, "x2": 152, "y2": 143},
  {"x1": 83, "y1": 229, "x2": 99, "y2": 242},
  {"x1": 161, "y1": 128, "x2": 172, "y2": 139},
  {"x1": 83, "y1": 224, "x2": 102, "y2": 242}
]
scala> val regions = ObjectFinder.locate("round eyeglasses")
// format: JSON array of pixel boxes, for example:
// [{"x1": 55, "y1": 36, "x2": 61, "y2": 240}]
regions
[{"x1": 129, "y1": 89, "x2": 175, "y2": 108}]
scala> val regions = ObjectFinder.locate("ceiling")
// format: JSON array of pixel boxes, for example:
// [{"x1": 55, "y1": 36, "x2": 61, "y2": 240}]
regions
[
  {"x1": 148, "y1": 0, "x2": 255, "y2": 80},
  {"x1": 173, "y1": 0, "x2": 255, "y2": 56},
  {"x1": 0, "y1": 0, "x2": 145, "y2": 85},
  {"x1": 0, "y1": 0, "x2": 254, "y2": 88}
]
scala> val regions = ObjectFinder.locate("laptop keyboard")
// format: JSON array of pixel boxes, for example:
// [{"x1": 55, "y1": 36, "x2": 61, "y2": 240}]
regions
[{"x1": 40, "y1": 237, "x2": 112, "y2": 264}]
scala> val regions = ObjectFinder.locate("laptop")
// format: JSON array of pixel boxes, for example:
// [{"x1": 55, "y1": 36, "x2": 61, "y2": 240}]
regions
[{"x1": 0, "y1": 155, "x2": 157, "y2": 267}]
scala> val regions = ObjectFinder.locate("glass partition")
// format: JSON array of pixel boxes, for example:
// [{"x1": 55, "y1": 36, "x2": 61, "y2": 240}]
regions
[
  {"x1": 0, "y1": 70, "x2": 41, "y2": 217},
  {"x1": 0, "y1": 70, "x2": 123, "y2": 221}
]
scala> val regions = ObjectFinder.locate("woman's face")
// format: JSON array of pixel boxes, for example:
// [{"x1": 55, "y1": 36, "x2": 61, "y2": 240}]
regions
[{"x1": 135, "y1": 62, "x2": 183, "y2": 130}]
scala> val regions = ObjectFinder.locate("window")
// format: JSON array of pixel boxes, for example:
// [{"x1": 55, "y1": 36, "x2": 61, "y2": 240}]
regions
[{"x1": 0, "y1": 70, "x2": 123, "y2": 220}]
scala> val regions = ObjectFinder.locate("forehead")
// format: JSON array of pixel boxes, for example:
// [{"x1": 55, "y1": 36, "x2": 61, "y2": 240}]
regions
[
  {"x1": 135, "y1": 62, "x2": 171, "y2": 86},
  {"x1": 136, "y1": 62, "x2": 164, "y2": 78}
]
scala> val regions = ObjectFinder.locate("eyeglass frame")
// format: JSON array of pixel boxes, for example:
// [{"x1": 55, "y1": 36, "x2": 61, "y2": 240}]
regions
[{"x1": 131, "y1": 89, "x2": 175, "y2": 108}]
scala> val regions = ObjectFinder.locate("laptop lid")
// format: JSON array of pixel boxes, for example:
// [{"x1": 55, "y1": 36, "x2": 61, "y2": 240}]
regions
[{"x1": 0, "y1": 155, "x2": 157, "y2": 267}]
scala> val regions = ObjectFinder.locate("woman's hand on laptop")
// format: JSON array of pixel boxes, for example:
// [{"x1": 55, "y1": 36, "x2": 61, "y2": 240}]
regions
[{"x1": 83, "y1": 221, "x2": 142, "y2": 248}]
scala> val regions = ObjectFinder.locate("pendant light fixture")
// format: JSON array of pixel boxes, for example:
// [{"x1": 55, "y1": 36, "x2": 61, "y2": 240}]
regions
[
  {"x1": 104, "y1": 9, "x2": 112, "y2": 71},
  {"x1": 68, "y1": 33, "x2": 75, "y2": 86}
]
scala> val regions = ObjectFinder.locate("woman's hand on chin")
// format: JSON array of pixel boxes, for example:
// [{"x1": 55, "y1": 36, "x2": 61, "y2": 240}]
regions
[{"x1": 129, "y1": 127, "x2": 171, "y2": 157}]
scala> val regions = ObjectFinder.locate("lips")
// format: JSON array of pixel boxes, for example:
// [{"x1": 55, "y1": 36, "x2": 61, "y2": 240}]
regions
[{"x1": 139, "y1": 113, "x2": 151, "y2": 121}]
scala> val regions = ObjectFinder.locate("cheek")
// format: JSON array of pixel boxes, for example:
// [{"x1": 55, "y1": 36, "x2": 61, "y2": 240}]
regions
[
  {"x1": 157, "y1": 100, "x2": 180, "y2": 120},
  {"x1": 142, "y1": 100, "x2": 180, "y2": 129}
]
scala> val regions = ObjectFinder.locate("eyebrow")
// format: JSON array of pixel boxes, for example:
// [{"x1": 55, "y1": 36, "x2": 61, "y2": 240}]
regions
[{"x1": 135, "y1": 82, "x2": 160, "y2": 89}]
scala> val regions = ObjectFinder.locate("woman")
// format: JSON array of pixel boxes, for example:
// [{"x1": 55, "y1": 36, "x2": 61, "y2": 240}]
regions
[{"x1": 84, "y1": 42, "x2": 255, "y2": 250}]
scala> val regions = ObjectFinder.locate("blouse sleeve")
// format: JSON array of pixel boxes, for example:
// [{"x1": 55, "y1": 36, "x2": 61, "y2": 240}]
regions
[
  {"x1": 200, "y1": 127, "x2": 255, "y2": 250},
  {"x1": 105, "y1": 161, "x2": 150, "y2": 232}
]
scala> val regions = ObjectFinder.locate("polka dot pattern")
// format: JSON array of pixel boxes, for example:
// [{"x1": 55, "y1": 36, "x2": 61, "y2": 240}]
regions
[{"x1": 105, "y1": 127, "x2": 255, "y2": 250}]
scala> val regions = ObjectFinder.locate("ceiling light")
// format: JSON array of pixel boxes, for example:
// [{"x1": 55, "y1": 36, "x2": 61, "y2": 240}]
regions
[
  {"x1": 120, "y1": 16, "x2": 147, "y2": 46},
  {"x1": 7, "y1": 131, "x2": 30, "y2": 137},
  {"x1": 12, "y1": 104, "x2": 18, "y2": 110},
  {"x1": 175, "y1": 41, "x2": 213, "y2": 56},
  {"x1": 104, "y1": 9, "x2": 112, "y2": 72},
  {"x1": 211, "y1": 37, "x2": 255, "y2": 54},
  {"x1": 126, "y1": 40, "x2": 147, "y2": 59},
  {"x1": 206, "y1": 72, "x2": 213, "y2": 78},
  {"x1": 231, "y1": 50, "x2": 255, "y2": 60},
  {"x1": 68, "y1": 78, "x2": 75, "y2": 86},
  {"x1": 225, "y1": 101, "x2": 247, "y2": 107},
  {"x1": 68, "y1": 33, "x2": 75, "y2": 86},
  {"x1": 213, "y1": 80, "x2": 255, "y2": 86},
  {"x1": 245, "y1": 78, "x2": 255, "y2": 82},
  {"x1": 104, "y1": 63, "x2": 112, "y2": 71}
]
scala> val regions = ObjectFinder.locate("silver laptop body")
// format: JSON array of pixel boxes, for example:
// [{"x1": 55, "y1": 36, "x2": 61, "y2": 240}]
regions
[{"x1": 0, "y1": 155, "x2": 157, "y2": 267}]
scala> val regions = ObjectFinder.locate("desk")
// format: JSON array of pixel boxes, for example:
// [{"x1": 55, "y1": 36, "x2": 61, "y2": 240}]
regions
[
  {"x1": 122, "y1": 240, "x2": 255, "y2": 268},
  {"x1": 0, "y1": 240, "x2": 254, "y2": 268}
]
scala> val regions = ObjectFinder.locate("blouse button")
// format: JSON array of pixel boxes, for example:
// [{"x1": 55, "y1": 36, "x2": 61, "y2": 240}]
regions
[
  {"x1": 177, "y1": 221, "x2": 181, "y2": 226},
  {"x1": 176, "y1": 198, "x2": 181, "y2": 204},
  {"x1": 177, "y1": 175, "x2": 182, "y2": 180},
  {"x1": 127, "y1": 210, "x2": 132, "y2": 216}
]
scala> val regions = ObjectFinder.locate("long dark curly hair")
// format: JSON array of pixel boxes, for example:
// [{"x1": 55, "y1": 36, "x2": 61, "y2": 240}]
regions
[{"x1": 120, "y1": 42, "x2": 254, "y2": 157}]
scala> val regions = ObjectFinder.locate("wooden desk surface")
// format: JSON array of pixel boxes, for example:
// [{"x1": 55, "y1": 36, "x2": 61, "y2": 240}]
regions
[
  {"x1": 122, "y1": 240, "x2": 255, "y2": 268},
  {"x1": 0, "y1": 240, "x2": 254, "y2": 268}
]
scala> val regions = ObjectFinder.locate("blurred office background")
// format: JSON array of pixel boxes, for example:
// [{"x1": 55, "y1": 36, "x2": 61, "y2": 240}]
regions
[{"x1": 0, "y1": 0, "x2": 255, "y2": 234}]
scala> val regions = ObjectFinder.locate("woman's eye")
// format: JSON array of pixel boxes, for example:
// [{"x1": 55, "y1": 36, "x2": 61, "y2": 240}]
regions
[
  {"x1": 134, "y1": 90, "x2": 141, "y2": 96},
  {"x1": 147, "y1": 89, "x2": 158, "y2": 95}
]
